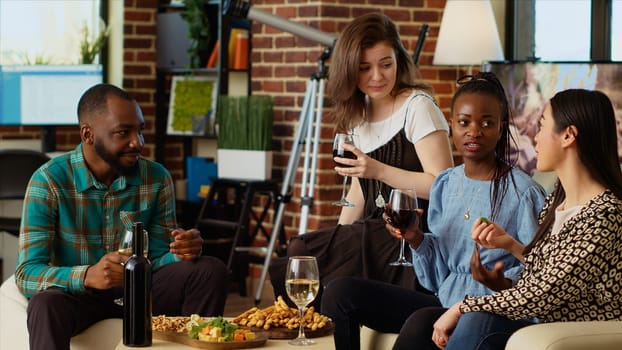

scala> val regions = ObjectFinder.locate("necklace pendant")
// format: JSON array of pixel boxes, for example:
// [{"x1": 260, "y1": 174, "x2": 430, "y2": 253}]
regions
[
  {"x1": 463, "y1": 210, "x2": 470, "y2": 220},
  {"x1": 375, "y1": 193, "x2": 385, "y2": 208}
]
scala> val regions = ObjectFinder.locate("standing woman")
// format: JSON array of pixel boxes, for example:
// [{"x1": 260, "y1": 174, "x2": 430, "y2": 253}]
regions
[
  {"x1": 269, "y1": 13, "x2": 453, "y2": 304},
  {"x1": 433, "y1": 89, "x2": 622, "y2": 350}
]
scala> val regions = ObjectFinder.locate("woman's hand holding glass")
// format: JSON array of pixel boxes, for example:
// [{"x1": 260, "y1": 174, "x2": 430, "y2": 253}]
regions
[
  {"x1": 383, "y1": 206, "x2": 425, "y2": 249},
  {"x1": 333, "y1": 133, "x2": 358, "y2": 207},
  {"x1": 384, "y1": 189, "x2": 420, "y2": 266}
]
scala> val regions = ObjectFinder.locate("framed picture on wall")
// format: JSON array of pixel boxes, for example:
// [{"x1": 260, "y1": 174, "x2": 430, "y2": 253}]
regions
[
  {"x1": 167, "y1": 74, "x2": 218, "y2": 136},
  {"x1": 484, "y1": 61, "x2": 622, "y2": 176}
]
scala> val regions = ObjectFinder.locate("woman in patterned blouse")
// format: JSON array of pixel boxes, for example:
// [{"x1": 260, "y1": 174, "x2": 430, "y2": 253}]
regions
[{"x1": 432, "y1": 89, "x2": 622, "y2": 350}]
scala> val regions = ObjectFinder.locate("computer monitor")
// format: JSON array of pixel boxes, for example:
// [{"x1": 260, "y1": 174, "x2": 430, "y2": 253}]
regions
[{"x1": 0, "y1": 64, "x2": 103, "y2": 126}]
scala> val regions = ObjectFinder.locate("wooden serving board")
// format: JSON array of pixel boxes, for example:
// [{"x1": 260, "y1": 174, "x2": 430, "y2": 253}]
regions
[
  {"x1": 153, "y1": 331, "x2": 268, "y2": 349},
  {"x1": 250, "y1": 321, "x2": 334, "y2": 340}
]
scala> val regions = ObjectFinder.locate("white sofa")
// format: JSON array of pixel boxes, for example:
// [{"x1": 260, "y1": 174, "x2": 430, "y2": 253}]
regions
[
  {"x1": 0, "y1": 274, "x2": 122, "y2": 349},
  {"x1": 360, "y1": 321, "x2": 622, "y2": 350}
]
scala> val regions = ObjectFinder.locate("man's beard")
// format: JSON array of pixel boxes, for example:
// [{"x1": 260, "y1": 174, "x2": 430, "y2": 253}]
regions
[{"x1": 94, "y1": 140, "x2": 139, "y2": 177}]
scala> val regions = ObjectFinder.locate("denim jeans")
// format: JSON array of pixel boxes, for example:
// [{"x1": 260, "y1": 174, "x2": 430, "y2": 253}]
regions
[{"x1": 446, "y1": 312, "x2": 535, "y2": 350}]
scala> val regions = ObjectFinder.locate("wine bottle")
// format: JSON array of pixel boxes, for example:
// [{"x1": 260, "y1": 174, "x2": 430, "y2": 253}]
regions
[{"x1": 123, "y1": 222, "x2": 152, "y2": 347}]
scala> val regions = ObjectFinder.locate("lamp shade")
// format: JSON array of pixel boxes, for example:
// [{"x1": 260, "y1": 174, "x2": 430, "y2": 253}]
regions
[{"x1": 433, "y1": 0, "x2": 504, "y2": 66}]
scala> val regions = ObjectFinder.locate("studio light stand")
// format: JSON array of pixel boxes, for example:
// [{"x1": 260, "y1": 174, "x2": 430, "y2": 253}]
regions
[
  {"x1": 224, "y1": 0, "x2": 336, "y2": 304},
  {"x1": 253, "y1": 48, "x2": 331, "y2": 303}
]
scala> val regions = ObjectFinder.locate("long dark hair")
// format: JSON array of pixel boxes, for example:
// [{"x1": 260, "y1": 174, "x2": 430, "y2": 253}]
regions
[
  {"x1": 524, "y1": 89, "x2": 622, "y2": 253},
  {"x1": 451, "y1": 72, "x2": 518, "y2": 221},
  {"x1": 328, "y1": 13, "x2": 431, "y2": 131}
]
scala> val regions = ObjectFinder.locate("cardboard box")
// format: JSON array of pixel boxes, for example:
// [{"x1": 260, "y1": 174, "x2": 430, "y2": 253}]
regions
[{"x1": 217, "y1": 149, "x2": 272, "y2": 180}]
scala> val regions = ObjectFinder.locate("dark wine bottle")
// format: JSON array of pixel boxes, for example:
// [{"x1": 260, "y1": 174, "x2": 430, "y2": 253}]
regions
[{"x1": 123, "y1": 222, "x2": 152, "y2": 347}]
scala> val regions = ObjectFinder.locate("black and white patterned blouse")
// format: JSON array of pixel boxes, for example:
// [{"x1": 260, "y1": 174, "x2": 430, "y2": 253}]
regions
[{"x1": 460, "y1": 190, "x2": 622, "y2": 322}]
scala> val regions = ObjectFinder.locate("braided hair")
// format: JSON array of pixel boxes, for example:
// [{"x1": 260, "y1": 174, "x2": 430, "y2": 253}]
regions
[{"x1": 451, "y1": 71, "x2": 518, "y2": 221}]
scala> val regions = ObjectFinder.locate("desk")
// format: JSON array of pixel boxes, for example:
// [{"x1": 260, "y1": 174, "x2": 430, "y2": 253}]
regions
[{"x1": 115, "y1": 336, "x2": 335, "y2": 349}]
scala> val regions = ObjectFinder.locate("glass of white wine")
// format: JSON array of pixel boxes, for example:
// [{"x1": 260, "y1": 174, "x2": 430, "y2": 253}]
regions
[
  {"x1": 117, "y1": 228, "x2": 149, "y2": 258},
  {"x1": 285, "y1": 256, "x2": 320, "y2": 346},
  {"x1": 114, "y1": 228, "x2": 149, "y2": 306}
]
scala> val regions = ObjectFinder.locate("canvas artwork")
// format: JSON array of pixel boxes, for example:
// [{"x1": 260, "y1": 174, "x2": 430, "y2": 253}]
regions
[
  {"x1": 485, "y1": 62, "x2": 622, "y2": 176},
  {"x1": 167, "y1": 74, "x2": 218, "y2": 136}
]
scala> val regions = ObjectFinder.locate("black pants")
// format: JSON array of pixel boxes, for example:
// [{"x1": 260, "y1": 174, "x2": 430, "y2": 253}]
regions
[
  {"x1": 26, "y1": 257, "x2": 228, "y2": 350},
  {"x1": 321, "y1": 276, "x2": 443, "y2": 350}
]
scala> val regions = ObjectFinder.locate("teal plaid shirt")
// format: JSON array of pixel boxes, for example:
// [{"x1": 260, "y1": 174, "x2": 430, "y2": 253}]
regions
[{"x1": 16, "y1": 144, "x2": 180, "y2": 298}]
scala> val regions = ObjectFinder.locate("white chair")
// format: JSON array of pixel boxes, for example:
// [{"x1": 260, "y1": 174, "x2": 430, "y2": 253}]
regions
[{"x1": 0, "y1": 274, "x2": 122, "y2": 349}]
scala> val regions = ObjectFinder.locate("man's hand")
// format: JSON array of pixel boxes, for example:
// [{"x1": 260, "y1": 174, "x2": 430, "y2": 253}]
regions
[
  {"x1": 170, "y1": 228, "x2": 203, "y2": 261},
  {"x1": 470, "y1": 243, "x2": 511, "y2": 291},
  {"x1": 84, "y1": 252, "x2": 125, "y2": 289}
]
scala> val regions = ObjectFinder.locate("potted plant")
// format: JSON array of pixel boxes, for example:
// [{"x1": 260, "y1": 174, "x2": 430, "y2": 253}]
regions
[
  {"x1": 79, "y1": 19, "x2": 110, "y2": 64},
  {"x1": 216, "y1": 95, "x2": 273, "y2": 180},
  {"x1": 181, "y1": 0, "x2": 211, "y2": 68}
]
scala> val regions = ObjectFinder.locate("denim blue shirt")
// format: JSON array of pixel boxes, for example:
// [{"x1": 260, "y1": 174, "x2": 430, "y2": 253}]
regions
[{"x1": 411, "y1": 165, "x2": 546, "y2": 306}]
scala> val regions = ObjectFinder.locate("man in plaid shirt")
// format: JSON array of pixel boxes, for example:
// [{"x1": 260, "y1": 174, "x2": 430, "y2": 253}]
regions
[{"x1": 15, "y1": 83, "x2": 228, "y2": 349}]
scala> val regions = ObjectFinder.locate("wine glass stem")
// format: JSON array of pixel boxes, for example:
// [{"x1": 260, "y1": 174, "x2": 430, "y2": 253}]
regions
[
  {"x1": 297, "y1": 306, "x2": 306, "y2": 339},
  {"x1": 340, "y1": 176, "x2": 349, "y2": 200},
  {"x1": 399, "y1": 237, "x2": 406, "y2": 259}
]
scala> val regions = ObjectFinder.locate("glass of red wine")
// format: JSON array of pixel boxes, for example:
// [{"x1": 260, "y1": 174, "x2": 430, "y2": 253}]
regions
[
  {"x1": 385, "y1": 188, "x2": 418, "y2": 266},
  {"x1": 332, "y1": 133, "x2": 357, "y2": 207}
]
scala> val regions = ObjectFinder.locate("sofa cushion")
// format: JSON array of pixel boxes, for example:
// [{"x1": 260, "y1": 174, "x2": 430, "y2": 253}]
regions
[
  {"x1": 361, "y1": 326, "x2": 397, "y2": 350},
  {"x1": 0, "y1": 274, "x2": 122, "y2": 349},
  {"x1": 506, "y1": 321, "x2": 622, "y2": 350}
]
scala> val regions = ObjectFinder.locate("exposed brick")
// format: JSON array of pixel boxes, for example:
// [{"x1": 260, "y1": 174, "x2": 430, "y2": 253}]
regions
[
  {"x1": 414, "y1": 10, "x2": 440, "y2": 22},
  {"x1": 263, "y1": 51, "x2": 284, "y2": 63},
  {"x1": 384, "y1": 9, "x2": 412, "y2": 22},
  {"x1": 298, "y1": 5, "x2": 321, "y2": 17},
  {"x1": 263, "y1": 81, "x2": 285, "y2": 93},
  {"x1": 400, "y1": 0, "x2": 425, "y2": 6},
  {"x1": 125, "y1": 10, "x2": 152, "y2": 22},
  {"x1": 124, "y1": 64, "x2": 153, "y2": 75},
  {"x1": 372, "y1": 0, "x2": 398, "y2": 6},
  {"x1": 275, "y1": 66, "x2": 297, "y2": 77},
  {"x1": 125, "y1": 38, "x2": 154, "y2": 49},
  {"x1": 274, "y1": 36, "x2": 296, "y2": 48},
  {"x1": 284, "y1": 51, "x2": 307, "y2": 63},
  {"x1": 136, "y1": 25, "x2": 157, "y2": 35},
  {"x1": 136, "y1": 51, "x2": 157, "y2": 61},
  {"x1": 275, "y1": 6, "x2": 297, "y2": 17},
  {"x1": 285, "y1": 81, "x2": 306, "y2": 93},
  {"x1": 427, "y1": 0, "x2": 447, "y2": 9}
]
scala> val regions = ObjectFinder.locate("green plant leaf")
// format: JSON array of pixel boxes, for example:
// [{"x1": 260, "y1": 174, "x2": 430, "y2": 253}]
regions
[{"x1": 217, "y1": 95, "x2": 273, "y2": 150}]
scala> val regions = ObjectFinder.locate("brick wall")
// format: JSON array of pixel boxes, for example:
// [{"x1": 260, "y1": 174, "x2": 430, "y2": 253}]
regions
[{"x1": 0, "y1": 0, "x2": 473, "y2": 244}]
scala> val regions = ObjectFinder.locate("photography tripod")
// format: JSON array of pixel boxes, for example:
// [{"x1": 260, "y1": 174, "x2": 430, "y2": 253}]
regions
[{"x1": 254, "y1": 48, "x2": 331, "y2": 304}]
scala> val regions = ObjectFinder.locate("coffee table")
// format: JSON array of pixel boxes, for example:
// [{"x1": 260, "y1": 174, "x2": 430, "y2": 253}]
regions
[{"x1": 115, "y1": 336, "x2": 335, "y2": 349}]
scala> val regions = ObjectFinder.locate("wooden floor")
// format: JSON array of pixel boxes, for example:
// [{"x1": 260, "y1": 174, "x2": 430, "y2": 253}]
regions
[{"x1": 223, "y1": 277, "x2": 276, "y2": 317}]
